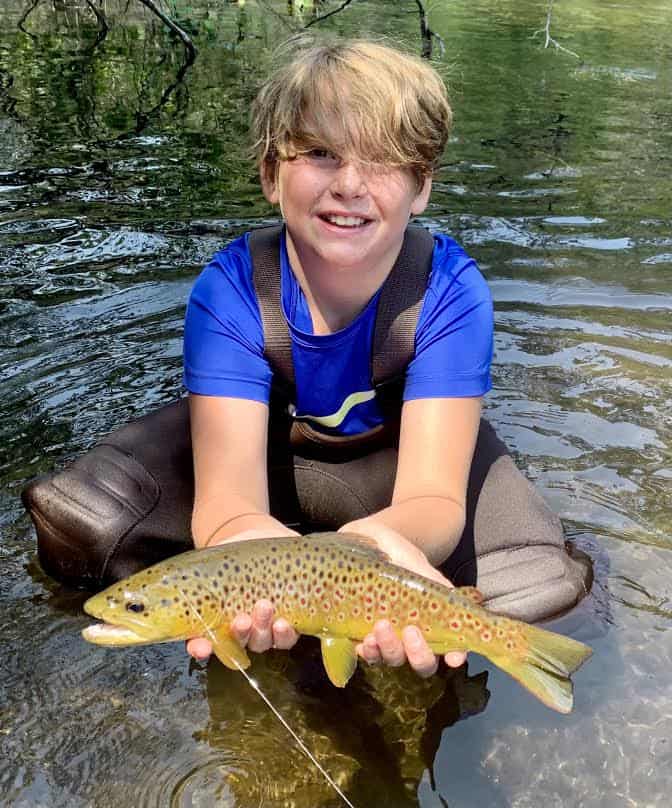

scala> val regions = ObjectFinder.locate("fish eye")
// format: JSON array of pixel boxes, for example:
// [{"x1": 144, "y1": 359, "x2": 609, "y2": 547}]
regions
[{"x1": 125, "y1": 602, "x2": 145, "y2": 613}]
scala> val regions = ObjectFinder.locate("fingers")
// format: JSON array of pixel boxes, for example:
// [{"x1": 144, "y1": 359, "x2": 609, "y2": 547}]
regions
[
  {"x1": 187, "y1": 600, "x2": 298, "y2": 661},
  {"x1": 358, "y1": 621, "x2": 464, "y2": 678},
  {"x1": 374, "y1": 620, "x2": 406, "y2": 667},
  {"x1": 232, "y1": 601, "x2": 299, "y2": 653},
  {"x1": 187, "y1": 637, "x2": 213, "y2": 660},
  {"x1": 245, "y1": 600, "x2": 274, "y2": 653},
  {"x1": 444, "y1": 651, "x2": 467, "y2": 668},
  {"x1": 402, "y1": 626, "x2": 439, "y2": 678},
  {"x1": 271, "y1": 617, "x2": 299, "y2": 650}
]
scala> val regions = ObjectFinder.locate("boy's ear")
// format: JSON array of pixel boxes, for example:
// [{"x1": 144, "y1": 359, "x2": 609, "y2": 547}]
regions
[
  {"x1": 410, "y1": 175, "x2": 432, "y2": 216},
  {"x1": 260, "y1": 160, "x2": 279, "y2": 205}
]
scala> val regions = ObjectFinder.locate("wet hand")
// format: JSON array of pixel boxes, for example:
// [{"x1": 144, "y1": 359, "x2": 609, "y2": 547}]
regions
[
  {"x1": 339, "y1": 520, "x2": 468, "y2": 675},
  {"x1": 357, "y1": 620, "x2": 466, "y2": 675},
  {"x1": 187, "y1": 527, "x2": 301, "y2": 662},
  {"x1": 187, "y1": 599, "x2": 299, "y2": 661}
]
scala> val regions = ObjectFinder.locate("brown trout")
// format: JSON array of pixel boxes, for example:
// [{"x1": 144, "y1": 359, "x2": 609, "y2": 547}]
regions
[{"x1": 82, "y1": 532, "x2": 592, "y2": 713}]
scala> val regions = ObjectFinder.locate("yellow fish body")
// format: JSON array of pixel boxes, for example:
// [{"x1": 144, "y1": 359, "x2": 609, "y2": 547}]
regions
[{"x1": 82, "y1": 533, "x2": 591, "y2": 713}]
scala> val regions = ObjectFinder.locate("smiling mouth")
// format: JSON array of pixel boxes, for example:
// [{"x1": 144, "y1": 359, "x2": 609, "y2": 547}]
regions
[{"x1": 319, "y1": 213, "x2": 371, "y2": 228}]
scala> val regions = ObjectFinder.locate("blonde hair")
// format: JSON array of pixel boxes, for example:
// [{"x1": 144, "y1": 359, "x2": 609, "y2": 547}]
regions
[{"x1": 250, "y1": 38, "x2": 452, "y2": 183}]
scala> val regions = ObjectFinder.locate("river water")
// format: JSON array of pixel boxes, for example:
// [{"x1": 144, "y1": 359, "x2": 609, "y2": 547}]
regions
[{"x1": 1, "y1": 1, "x2": 670, "y2": 806}]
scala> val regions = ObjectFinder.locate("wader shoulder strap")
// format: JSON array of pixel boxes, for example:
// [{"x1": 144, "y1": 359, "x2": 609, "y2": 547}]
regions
[
  {"x1": 371, "y1": 224, "x2": 435, "y2": 387},
  {"x1": 249, "y1": 223, "x2": 435, "y2": 393},
  {"x1": 249, "y1": 224, "x2": 295, "y2": 393}
]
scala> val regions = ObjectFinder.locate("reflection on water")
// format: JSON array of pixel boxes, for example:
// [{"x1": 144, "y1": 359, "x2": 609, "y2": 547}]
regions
[{"x1": 1, "y1": 0, "x2": 671, "y2": 806}]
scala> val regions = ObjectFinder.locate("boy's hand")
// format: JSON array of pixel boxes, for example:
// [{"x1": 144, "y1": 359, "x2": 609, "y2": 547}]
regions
[
  {"x1": 338, "y1": 520, "x2": 467, "y2": 677},
  {"x1": 187, "y1": 528, "x2": 300, "y2": 662}
]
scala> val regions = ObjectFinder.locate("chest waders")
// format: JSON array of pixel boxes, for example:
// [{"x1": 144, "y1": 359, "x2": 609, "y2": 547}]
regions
[{"x1": 21, "y1": 226, "x2": 592, "y2": 623}]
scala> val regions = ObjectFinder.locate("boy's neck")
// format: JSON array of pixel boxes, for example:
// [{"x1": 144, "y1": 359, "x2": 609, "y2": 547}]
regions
[{"x1": 285, "y1": 230, "x2": 404, "y2": 335}]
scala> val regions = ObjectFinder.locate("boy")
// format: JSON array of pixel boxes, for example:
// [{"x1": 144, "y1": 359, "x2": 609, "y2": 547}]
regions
[{"x1": 182, "y1": 39, "x2": 588, "y2": 675}]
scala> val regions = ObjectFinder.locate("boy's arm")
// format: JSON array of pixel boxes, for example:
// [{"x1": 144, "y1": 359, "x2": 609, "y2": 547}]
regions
[
  {"x1": 189, "y1": 393, "x2": 294, "y2": 547},
  {"x1": 339, "y1": 395, "x2": 482, "y2": 673},
  {"x1": 187, "y1": 393, "x2": 300, "y2": 659},
  {"x1": 341, "y1": 396, "x2": 481, "y2": 562}
]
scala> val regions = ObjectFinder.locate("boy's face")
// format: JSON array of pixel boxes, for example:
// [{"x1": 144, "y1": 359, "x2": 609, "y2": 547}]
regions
[{"x1": 260, "y1": 148, "x2": 431, "y2": 278}]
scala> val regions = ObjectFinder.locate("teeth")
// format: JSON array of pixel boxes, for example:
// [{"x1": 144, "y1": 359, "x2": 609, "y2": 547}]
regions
[{"x1": 325, "y1": 214, "x2": 367, "y2": 227}]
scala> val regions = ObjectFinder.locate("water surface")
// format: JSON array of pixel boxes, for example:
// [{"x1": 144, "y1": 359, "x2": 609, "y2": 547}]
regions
[{"x1": 1, "y1": 1, "x2": 671, "y2": 806}]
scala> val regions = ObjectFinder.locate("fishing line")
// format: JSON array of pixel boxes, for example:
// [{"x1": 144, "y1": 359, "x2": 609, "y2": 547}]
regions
[{"x1": 177, "y1": 585, "x2": 356, "y2": 808}]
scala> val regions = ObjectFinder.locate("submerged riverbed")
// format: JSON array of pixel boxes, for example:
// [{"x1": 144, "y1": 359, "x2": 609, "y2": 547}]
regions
[{"x1": 1, "y1": 1, "x2": 671, "y2": 806}]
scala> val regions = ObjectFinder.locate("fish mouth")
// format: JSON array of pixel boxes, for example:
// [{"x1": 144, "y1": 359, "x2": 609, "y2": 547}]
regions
[{"x1": 82, "y1": 622, "x2": 153, "y2": 646}]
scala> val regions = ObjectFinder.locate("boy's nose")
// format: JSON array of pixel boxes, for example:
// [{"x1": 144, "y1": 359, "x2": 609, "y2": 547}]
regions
[{"x1": 330, "y1": 161, "x2": 367, "y2": 198}]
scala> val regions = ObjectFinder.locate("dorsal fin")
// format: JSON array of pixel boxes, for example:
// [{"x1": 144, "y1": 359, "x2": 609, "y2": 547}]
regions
[
  {"x1": 303, "y1": 532, "x2": 392, "y2": 563},
  {"x1": 456, "y1": 586, "x2": 484, "y2": 605}
]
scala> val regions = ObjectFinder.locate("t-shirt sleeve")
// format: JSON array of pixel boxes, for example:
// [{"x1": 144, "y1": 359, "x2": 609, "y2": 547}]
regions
[
  {"x1": 404, "y1": 236, "x2": 493, "y2": 400},
  {"x1": 182, "y1": 235, "x2": 272, "y2": 402}
]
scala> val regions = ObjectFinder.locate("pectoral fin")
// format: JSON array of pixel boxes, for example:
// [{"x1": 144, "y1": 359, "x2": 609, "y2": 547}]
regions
[
  {"x1": 320, "y1": 636, "x2": 358, "y2": 687},
  {"x1": 209, "y1": 628, "x2": 251, "y2": 671}
]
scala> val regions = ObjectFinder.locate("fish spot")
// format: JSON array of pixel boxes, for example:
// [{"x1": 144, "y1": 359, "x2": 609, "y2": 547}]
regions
[
  {"x1": 481, "y1": 630, "x2": 492, "y2": 642},
  {"x1": 450, "y1": 620, "x2": 461, "y2": 631}
]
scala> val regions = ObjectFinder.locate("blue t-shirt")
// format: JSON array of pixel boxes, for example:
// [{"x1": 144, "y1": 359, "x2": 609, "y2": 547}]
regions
[{"x1": 183, "y1": 230, "x2": 493, "y2": 436}]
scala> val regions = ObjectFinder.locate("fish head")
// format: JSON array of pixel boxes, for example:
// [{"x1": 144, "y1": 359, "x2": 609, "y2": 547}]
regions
[{"x1": 83, "y1": 561, "x2": 210, "y2": 645}]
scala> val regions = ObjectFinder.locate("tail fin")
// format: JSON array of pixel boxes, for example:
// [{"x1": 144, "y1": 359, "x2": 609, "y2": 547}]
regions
[{"x1": 489, "y1": 624, "x2": 592, "y2": 714}]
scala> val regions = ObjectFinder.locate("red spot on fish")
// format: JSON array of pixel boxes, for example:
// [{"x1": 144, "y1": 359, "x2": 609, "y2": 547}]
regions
[
  {"x1": 430, "y1": 602, "x2": 438, "y2": 611},
  {"x1": 450, "y1": 620, "x2": 461, "y2": 631},
  {"x1": 322, "y1": 601, "x2": 331, "y2": 611},
  {"x1": 300, "y1": 597, "x2": 306, "y2": 606},
  {"x1": 365, "y1": 595, "x2": 373, "y2": 605},
  {"x1": 409, "y1": 609, "x2": 419, "y2": 620},
  {"x1": 481, "y1": 630, "x2": 492, "y2": 642},
  {"x1": 380, "y1": 603, "x2": 387, "y2": 613}
]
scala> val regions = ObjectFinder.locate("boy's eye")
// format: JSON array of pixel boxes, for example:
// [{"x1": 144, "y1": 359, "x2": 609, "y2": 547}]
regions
[{"x1": 307, "y1": 149, "x2": 340, "y2": 164}]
